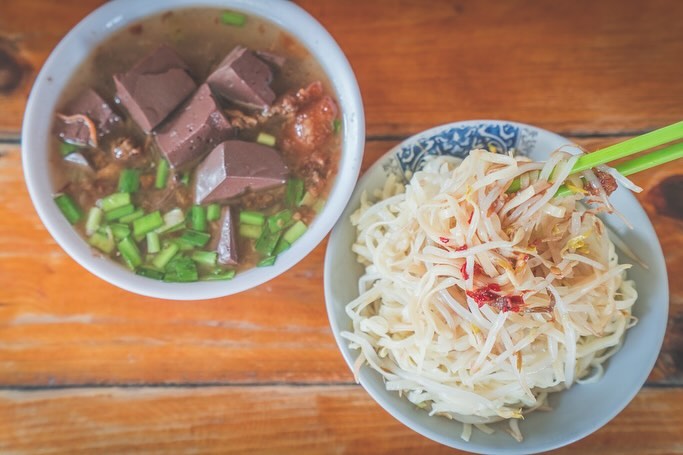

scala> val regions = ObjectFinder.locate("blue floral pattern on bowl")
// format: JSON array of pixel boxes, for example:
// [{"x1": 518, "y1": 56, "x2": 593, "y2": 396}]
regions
[{"x1": 391, "y1": 122, "x2": 538, "y2": 178}]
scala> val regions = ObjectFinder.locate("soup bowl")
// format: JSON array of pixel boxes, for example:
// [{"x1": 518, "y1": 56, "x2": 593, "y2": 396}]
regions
[
  {"x1": 324, "y1": 120, "x2": 668, "y2": 453},
  {"x1": 22, "y1": 0, "x2": 364, "y2": 300}
]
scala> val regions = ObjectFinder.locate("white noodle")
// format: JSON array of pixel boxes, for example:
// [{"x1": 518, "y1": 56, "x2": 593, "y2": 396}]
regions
[{"x1": 343, "y1": 149, "x2": 637, "y2": 441}]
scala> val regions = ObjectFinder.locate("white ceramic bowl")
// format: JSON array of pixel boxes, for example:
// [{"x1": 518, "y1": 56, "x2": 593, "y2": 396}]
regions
[
  {"x1": 22, "y1": 0, "x2": 364, "y2": 300},
  {"x1": 324, "y1": 120, "x2": 668, "y2": 454}
]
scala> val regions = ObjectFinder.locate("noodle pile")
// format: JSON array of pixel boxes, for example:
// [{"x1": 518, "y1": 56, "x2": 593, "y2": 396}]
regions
[{"x1": 342, "y1": 149, "x2": 637, "y2": 441}]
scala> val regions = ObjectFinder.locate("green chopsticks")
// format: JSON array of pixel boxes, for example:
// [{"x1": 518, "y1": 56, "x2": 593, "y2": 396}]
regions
[{"x1": 507, "y1": 120, "x2": 683, "y2": 196}]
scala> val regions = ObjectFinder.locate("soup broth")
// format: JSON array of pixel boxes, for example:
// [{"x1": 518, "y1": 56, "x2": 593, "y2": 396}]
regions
[{"x1": 50, "y1": 8, "x2": 341, "y2": 282}]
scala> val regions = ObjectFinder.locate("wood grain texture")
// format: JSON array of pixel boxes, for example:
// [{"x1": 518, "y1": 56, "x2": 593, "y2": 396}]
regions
[
  {"x1": 1, "y1": 138, "x2": 682, "y2": 386},
  {"x1": 2, "y1": 0, "x2": 683, "y2": 135},
  {"x1": 0, "y1": 386, "x2": 681, "y2": 454}
]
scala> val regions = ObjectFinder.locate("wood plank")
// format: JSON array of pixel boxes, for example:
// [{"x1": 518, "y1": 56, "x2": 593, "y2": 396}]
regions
[
  {"x1": 1, "y1": 138, "x2": 682, "y2": 386},
  {"x1": 0, "y1": 0, "x2": 107, "y2": 136},
  {"x1": 2, "y1": 0, "x2": 683, "y2": 136},
  {"x1": 0, "y1": 385, "x2": 681, "y2": 454}
]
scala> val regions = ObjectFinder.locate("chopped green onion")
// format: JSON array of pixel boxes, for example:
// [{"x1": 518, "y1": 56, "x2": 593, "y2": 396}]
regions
[
  {"x1": 146, "y1": 231, "x2": 160, "y2": 254},
  {"x1": 239, "y1": 210, "x2": 265, "y2": 226},
  {"x1": 273, "y1": 238, "x2": 291, "y2": 255},
  {"x1": 191, "y1": 250, "x2": 218, "y2": 267},
  {"x1": 110, "y1": 223, "x2": 131, "y2": 240},
  {"x1": 152, "y1": 243, "x2": 179, "y2": 269},
  {"x1": 85, "y1": 207, "x2": 103, "y2": 235},
  {"x1": 255, "y1": 228, "x2": 282, "y2": 256},
  {"x1": 313, "y1": 199, "x2": 326, "y2": 213},
  {"x1": 59, "y1": 142, "x2": 78, "y2": 157},
  {"x1": 267, "y1": 209, "x2": 293, "y2": 232},
  {"x1": 179, "y1": 229, "x2": 211, "y2": 247},
  {"x1": 256, "y1": 132, "x2": 276, "y2": 147},
  {"x1": 221, "y1": 10, "x2": 246, "y2": 26},
  {"x1": 283, "y1": 220, "x2": 307, "y2": 244},
  {"x1": 54, "y1": 194, "x2": 83, "y2": 224},
  {"x1": 201, "y1": 269, "x2": 236, "y2": 281},
  {"x1": 104, "y1": 203, "x2": 135, "y2": 222},
  {"x1": 180, "y1": 171, "x2": 190, "y2": 186},
  {"x1": 285, "y1": 178, "x2": 305, "y2": 207},
  {"x1": 257, "y1": 256, "x2": 277, "y2": 267},
  {"x1": 163, "y1": 256, "x2": 199, "y2": 282},
  {"x1": 239, "y1": 223, "x2": 262, "y2": 239},
  {"x1": 118, "y1": 169, "x2": 140, "y2": 193},
  {"x1": 119, "y1": 208, "x2": 145, "y2": 224},
  {"x1": 190, "y1": 205, "x2": 207, "y2": 231},
  {"x1": 133, "y1": 210, "x2": 164, "y2": 238},
  {"x1": 136, "y1": 266, "x2": 164, "y2": 280},
  {"x1": 155, "y1": 208, "x2": 185, "y2": 234},
  {"x1": 117, "y1": 236, "x2": 142, "y2": 270},
  {"x1": 88, "y1": 229, "x2": 114, "y2": 254},
  {"x1": 299, "y1": 191, "x2": 316, "y2": 207},
  {"x1": 100, "y1": 192, "x2": 131, "y2": 212},
  {"x1": 206, "y1": 203, "x2": 221, "y2": 221},
  {"x1": 332, "y1": 118, "x2": 341, "y2": 134},
  {"x1": 155, "y1": 158, "x2": 170, "y2": 189}
]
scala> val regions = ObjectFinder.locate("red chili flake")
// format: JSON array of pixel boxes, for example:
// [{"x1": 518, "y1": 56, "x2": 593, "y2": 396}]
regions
[
  {"x1": 468, "y1": 211, "x2": 474, "y2": 223},
  {"x1": 439, "y1": 237, "x2": 449, "y2": 244},
  {"x1": 466, "y1": 288, "x2": 499, "y2": 307},
  {"x1": 455, "y1": 245, "x2": 468, "y2": 251},
  {"x1": 473, "y1": 263, "x2": 484, "y2": 275},
  {"x1": 460, "y1": 262, "x2": 469, "y2": 280}
]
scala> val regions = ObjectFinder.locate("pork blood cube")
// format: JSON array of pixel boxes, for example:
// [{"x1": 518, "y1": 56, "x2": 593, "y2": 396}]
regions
[
  {"x1": 154, "y1": 84, "x2": 234, "y2": 169},
  {"x1": 194, "y1": 140, "x2": 289, "y2": 204},
  {"x1": 114, "y1": 45, "x2": 196, "y2": 132},
  {"x1": 54, "y1": 89, "x2": 121, "y2": 146}
]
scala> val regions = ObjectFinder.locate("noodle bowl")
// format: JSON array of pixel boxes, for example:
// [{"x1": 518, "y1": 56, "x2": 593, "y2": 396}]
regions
[{"x1": 342, "y1": 149, "x2": 637, "y2": 441}]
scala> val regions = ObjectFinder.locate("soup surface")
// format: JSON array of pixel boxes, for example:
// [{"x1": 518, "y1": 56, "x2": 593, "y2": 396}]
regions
[{"x1": 51, "y1": 8, "x2": 341, "y2": 282}]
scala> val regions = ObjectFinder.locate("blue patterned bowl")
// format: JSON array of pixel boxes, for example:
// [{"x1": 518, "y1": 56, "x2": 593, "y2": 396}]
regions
[{"x1": 324, "y1": 120, "x2": 668, "y2": 454}]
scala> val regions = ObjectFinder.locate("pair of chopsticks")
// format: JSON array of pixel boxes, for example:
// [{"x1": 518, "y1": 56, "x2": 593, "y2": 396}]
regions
[{"x1": 507, "y1": 120, "x2": 683, "y2": 197}]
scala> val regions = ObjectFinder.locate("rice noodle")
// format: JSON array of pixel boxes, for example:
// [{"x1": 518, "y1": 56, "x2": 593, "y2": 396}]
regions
[{"x1": 342, "y1": 149, "x2": 637, "y2": 440}]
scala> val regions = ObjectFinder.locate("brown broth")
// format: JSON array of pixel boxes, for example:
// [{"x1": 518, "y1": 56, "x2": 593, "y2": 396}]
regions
[{"x1": 50, "y1": 8, "x2": 341, "y2": 279}]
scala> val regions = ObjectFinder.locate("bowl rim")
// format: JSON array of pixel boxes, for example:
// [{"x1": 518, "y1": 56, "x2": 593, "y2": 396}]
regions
[
  {"x1": 22, "y1": 0, "x2": 365, "y2": 300},
  {"x1": 324, "y1": 119, "x2": 669, "y2": 454}
]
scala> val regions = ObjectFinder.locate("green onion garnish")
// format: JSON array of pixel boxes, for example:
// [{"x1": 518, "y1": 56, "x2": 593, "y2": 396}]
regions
[
  {"x1": 285, "y1": 178, "x2": 305, "y2": 207},
  {"x1": 152, "y1": 243, "x2": 179, "y2": 269},
  {"x1": 221, "y1": 10, "x2": 246, "y2": 26},
  {"x1": 332, "y1": 118, "x2": 341, "y2": 134},
  {"x1": 257, "y1": 256, "x2": 277, "y2": 267},
  {"x1": 191, "y1": 250, "x2": 218, "y2": 267},
  {"x1": 190, "y1": 205, "x2": 207, "y2": 231},
  {"x1": 283, "y1": 220, "x2": 307, "y2": 244},
  {"x1": 146, "y1": 231, "x2": 161, "y2": 254},
  {"x1": 155, "y1": 158, "x2": 170, "y2": 189},
  {"x1": 179, "y1": 229, "x2": 211, "y2": 247},
  {"x1": 100, "y1": 192, "x2": 131, "y2": 212},
  {"x1": 256, "y1": 132, "x2": 276, "y2": 147},
  {"x1": 239, "y1": 210, "x2": 265, "y2": 226},
  {"x1": 117, "y1": 236, "x2": 142, "y2": 269},
  {"x1": 163, "y1": 256, "x2": 199, "y2": 282},
  {"x1": 201, "y1": 269, "x2": 236, "y2": 281},
  {"x1": 104, "y1": 203, "x2": 135, "y2": 222},
  {"x1": 136, "y1": 266, "x2": 164, "y2": 280},
  {"x1": 110, "y1": 223, "x2": 131, "y2": 240},
  {"x1": 155, "y1": 208, "x2": 185, "y2": 234},
  {"x1": 255, "y1": 228, "x2": 282, "y2": 257},
  {"x1": 54, "y1": 194, "x2": 83, "y2": 224},
  {"x1": 273, "y1": 238, "x2": 291, "y2": 255},
  {"x1": 133, "y1": 210, "x2": 164, "y2": 238},
  {"x1": 119, "y1": 208, "x2": 145, "y2": 224},
  {"x1": 180, "y1": 171, "x2": 190, "y2": 186},
  {"x1": 85, "y1": 207, "x2": 103, "y2": 235},
  {"x1": 239, "y1": 223, "x2": 262, "y2": 239},
  {"x1": 313, "y1": 199, "x2": 326, "y2": 213},
  {"x1": 267, "y1": 209, "x2": 293, "y2": 232},
  {"x1": 59, "y1": 142, "x2": 78, "y2": 157},
  {"x1": 88, "y1": 229, "x2": 114, "y2": 254},
  {"x1": 206, "y1": 203, "x2": 221, "y2": 221},
  {"x1": 118, "y1": 169, "x2": 140, "y2": 193}
]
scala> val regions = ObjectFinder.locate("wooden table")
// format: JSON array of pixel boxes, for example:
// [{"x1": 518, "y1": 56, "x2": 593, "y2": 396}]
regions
[{"x1": 1, "y1": 0, "x2": 682, "y2": 453}]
